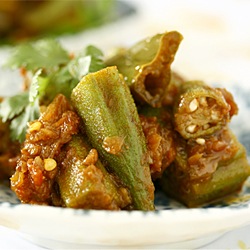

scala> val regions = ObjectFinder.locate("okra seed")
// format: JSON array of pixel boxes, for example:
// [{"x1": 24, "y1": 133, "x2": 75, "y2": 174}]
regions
[
  {"x1": 44, "y1": 158, "x2": 57, "y2": 171},
  {"x1": 189, "y1": 98, "x2": 199, "y2": 112},
  {"x1": 196, "y1": 138, "x2": 206, "y2": 145},
  {"x1": 186, "y1": 124, "x2": 196, "y2": 133}
]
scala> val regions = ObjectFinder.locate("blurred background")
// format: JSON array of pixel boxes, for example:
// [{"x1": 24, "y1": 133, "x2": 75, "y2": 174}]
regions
[
  {"x1": 0, "y1": 0, "x2": 130, "y2": 44},
  {"x1": 1, "y1": 0, "x2": 250, "y2": 86}
]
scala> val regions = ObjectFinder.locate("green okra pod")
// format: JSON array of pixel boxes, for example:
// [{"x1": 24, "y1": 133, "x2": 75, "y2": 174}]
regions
[
  {"x1": 71, "y1": 66, "x2": 155, "y2": 210},
  {"x1": 160, "y1": 127, "x2": 250, "y2": 207},
  {"x1": 106, "y1": 31, "x2": 183, "y2": 107},
  {"x1": 57, "y1": 135, "x2": 131, "y2": 210}
]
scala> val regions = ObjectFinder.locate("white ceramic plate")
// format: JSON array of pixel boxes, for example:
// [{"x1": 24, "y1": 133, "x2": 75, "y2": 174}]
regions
[
  {"x1": 0, "y1": 178, "x2": 250, "y2": 249},
  {"x1": 1, "y1": 63, "x2": 250, "y2": 250},
  {"x1": 1, "y1": 1, "x2": 250, "y2": 249}
]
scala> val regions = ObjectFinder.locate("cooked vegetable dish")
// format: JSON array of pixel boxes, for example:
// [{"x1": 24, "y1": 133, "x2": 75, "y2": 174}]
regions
[{"x1": 0, "y1": 31, "x2": 249, "y2": 210}]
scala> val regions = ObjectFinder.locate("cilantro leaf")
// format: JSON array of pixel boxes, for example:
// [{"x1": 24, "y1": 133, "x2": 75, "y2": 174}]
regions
[
  {"x1": 6, "y1": 39, "x2": 70, "y2": 71},
  {"x1": 0, "y1": 69, "x2": 45, "y2": 142},
  {"x1": 1, "y1": 41, "x2": 106, "y2": 142},
  {"x1": 10, "y1": 98, "x2": 40, "y2": 142},
  {"x1": 0, "y1": 91, "x2": 40, "y2": 142},
  {"x1": 29, "y1": 69, "x2": 43, "y2": 103},
  {"x1": 68, "y1": 56, "x2": 91, "y2": 80},
  {"x1": 68, "y1": 45, "x2": 104, "y2": 80},
  {"x1": 84, "y1": 45, "x2": 105, "y2": 73},
  {"x1": 0, "y1": 92, "x2": 29, "y2": 122}
]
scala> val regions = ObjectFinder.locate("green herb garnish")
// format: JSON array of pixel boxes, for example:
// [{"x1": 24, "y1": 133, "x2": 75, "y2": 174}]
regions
[{"x1": 0, "y1": 39, "x2": 105, "y2": 142}]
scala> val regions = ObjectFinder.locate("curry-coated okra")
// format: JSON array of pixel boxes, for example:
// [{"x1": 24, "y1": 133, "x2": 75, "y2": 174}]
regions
[
  {"x1": 160, "y1": 127, "x2": 250, "y2": 207},
  {"x1": 138, "y1": 105, "x2": 177, "y2": 179},
  {"x1": 173, "y1": 81, "x2": 237, "y2": 139},
  {"x1": 57, "y1": 135, "x2": 131, "y2": 210},
  {"x1": 106, "y1": 31, "x2": 183, "y2": 107},
  {"x1": 71, "y1": 66, "x2": 155, "y2": 210}
]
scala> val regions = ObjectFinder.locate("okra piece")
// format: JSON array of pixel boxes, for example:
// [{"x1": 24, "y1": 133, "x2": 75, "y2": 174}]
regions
[
  {"x1": 174, "y1": 81, "x2": 236, "y2": 139},
  {"x1": 71, "y1": 66, "x2": 155, "y2": 210},
  {"x1": 106, "y1": 31, "x2": 183, "y2": 107},
  {"x1": 162, "y1": 71, "x2": 185, "y2": 106},
  {"x1": 57, "y1": 135, "x2": 131, "y2": 210},
  {"x1": 160, "y1": 127, "x2": 250, "y2": 207},
  {"x1": 138, "y1": 105, "x2": 176, "y2": 179},
  {"x1": 10, "y1": 94, "x2": 80, "y2": 204}
]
